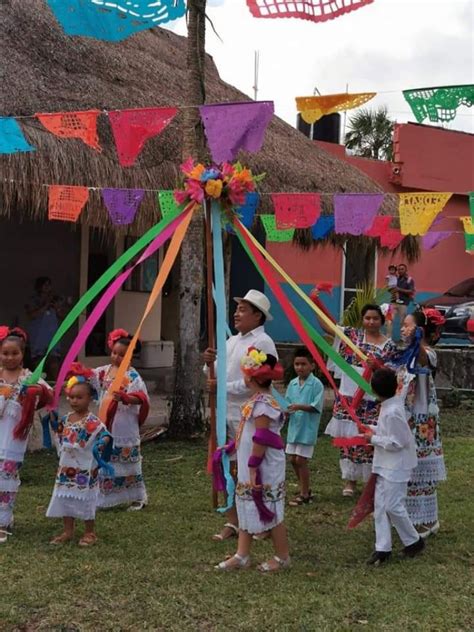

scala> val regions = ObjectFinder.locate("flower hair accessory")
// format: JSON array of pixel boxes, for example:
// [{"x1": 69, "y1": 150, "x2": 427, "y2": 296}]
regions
[
  {"x1": 0, "y1": 326, "x2": 10, "y2": 342},
  {"x1": 240, "y1": 346, "x2": 284, "y2": 383},
  {"x1": 65, "y1": 363, "x2": 98, "y2": 399},
  {"x1": 107, "y1": 328, "x2": 130, "y2": 350}
]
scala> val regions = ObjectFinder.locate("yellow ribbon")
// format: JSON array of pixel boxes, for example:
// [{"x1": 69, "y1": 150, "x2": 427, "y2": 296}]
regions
[
  {"x1": 239, "y1": 223, "x2": 368, "y2": 363},
  {"x1": 99, "y1": 206, "x2": 194, "y2": 421}
]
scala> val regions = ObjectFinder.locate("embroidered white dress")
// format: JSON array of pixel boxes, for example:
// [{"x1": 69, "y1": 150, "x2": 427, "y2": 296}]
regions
[
  {"x1": 94, "y1": 365, "x2": 148, "y2": 508},
  {"x1": 46, "y1": 413, "x2": 108, "y2": 520},
  {"x1": 0, "y1": 369, "x2": 51, "y2": 527},
  {"x1": 235, "y1": 393, "x2": 285, "y2": 534},
  {"x1": 404, "y1": 349, "x2": 446, "y2": 525}
]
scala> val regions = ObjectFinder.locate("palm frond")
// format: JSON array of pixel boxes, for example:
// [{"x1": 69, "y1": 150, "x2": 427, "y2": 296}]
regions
[{"x1": 342, "y1": 281, "x2": 390, "y2": 328}]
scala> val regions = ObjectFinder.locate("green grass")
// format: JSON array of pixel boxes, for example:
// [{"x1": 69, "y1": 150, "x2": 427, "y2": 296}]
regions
[{"x1": 1, "y1": 411, "x2": 473, "y2": 631}]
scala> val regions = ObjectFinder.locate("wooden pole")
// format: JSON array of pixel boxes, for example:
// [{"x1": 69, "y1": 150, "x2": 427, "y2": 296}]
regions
[{"x1": 205, "y1": 199, "x2": 218, "y2": 508}]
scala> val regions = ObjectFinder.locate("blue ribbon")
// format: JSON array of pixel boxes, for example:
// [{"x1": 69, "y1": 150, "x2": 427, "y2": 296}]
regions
[
  {"x1": 40, "y1": 412, "x2": 56, "y2": 449},
  {"x1": 391, "y1": 327, "x2": 430, "y2": 375},
  {"x1": 211, "y1": 202, "x2": 234, "y2": 512},
  {"x1": 93, "y1": 430, "x2": 115, "y2": 477}
]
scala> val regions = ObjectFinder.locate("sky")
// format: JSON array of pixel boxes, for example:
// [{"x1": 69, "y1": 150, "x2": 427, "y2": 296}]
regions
[{"x1": 166, "y1": 0, "x2": 474, "y2": 135}]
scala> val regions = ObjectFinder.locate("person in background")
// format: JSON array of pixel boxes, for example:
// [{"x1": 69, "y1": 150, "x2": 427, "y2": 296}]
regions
[
  {"x1": 386, "y1": 265, "x2": 403, "y2": 304},
  {"x1": 314, "y1": 301, "x2": 397, "y2": 497},
  {"x1": 25, "y1": 277, "x2": 65, "y2": 381},
  {"x1": 395, "y1": 264, "x2": 416, "y2": 316},
  {"x1": 204, "y1": 290, "x2": 277, "y2": 542},
  {"x1": 285, "y1": 347, "x2": 324, "y2": 506}
]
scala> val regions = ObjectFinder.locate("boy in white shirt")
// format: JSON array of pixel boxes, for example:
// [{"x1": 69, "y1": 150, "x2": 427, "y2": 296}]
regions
[{"x1": 361, "y1": 368, "x2": 425, "y2": 566}]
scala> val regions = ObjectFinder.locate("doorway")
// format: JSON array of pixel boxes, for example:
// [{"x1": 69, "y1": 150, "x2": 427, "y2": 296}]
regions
[{"x1": 341, "y1": 240, "x2": 377, "y2": 313}]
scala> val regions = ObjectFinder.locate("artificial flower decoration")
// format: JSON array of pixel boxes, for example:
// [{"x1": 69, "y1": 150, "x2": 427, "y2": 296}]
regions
[
  {"x1": 174, "y1": 160, "x2": 264, "y2": 218},
  {"x1": 241, "y1": 346, "x2": 268, "y2": 373}
]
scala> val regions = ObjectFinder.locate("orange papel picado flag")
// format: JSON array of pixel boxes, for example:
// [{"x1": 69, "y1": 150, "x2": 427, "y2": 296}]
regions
[
  {"x1": 398, "y1": 192, "x2": 452, "y2": 236},
  {"x1": 36, "y1": 110, "x2": 102, "y2": 151},
  {"x1": 296, "y1": 93, "x2": 376, "y2": 124}
]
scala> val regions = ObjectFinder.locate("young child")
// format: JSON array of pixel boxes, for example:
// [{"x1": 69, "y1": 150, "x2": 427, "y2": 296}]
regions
[
  {"x1": 46, "y1": 364, "x2": 112, "y2": 546},
  {"x1": 0, "y1": 327, "x2": 52, "y2": 543},
  {"x1": 94, "y1": 329, "x2": 149, "y2": 511},
  {"x1": 215, "y1": 347, "x2": 290, "y2": 572},
  {"x1": 386, "y1": 265, "x2": 403, "y2": 304},
  {"x1": 285, "y1": 347, "x2": 324, "y2": 506},
  {"x1": 362, "y1": 368, "x2": 424, "y2": 566}
]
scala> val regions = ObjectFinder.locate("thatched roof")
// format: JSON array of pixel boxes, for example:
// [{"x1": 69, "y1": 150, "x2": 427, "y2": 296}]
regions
[{"x1": 1, "y1": 0, "x2": 416, "y2": 257}]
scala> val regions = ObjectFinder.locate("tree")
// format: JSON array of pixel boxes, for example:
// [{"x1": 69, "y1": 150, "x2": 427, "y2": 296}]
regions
[
  {"x1": 344, "y1": 106, "x2": 394, "y2": 161},
  {"x1": 168, "y1": 0, "x2": 208, "y2": 438}
]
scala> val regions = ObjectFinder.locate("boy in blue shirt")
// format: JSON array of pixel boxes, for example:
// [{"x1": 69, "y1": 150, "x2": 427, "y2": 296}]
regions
[{"x1": 285, "y1": 347, "x2": 324, "y2": 506}]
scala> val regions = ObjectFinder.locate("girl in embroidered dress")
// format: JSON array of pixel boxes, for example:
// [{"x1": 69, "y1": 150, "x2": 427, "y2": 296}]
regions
[
  {"x1": 215, "y1": 348, "x2": 290, "y2": 572},
  {"x1": 0, "y1": 327, "x2": 52, "y2": 543},
  {"x1": 47, "y1": 364, "x2": 111, "y2": 546},
  {"x1": 94, "y1": 329, "x2": 149, "y2": 511},
  {"x1": 313, "y1": 301, "x2": 397, "y2": 496},
  {"x1": 400, "y1": 309, "x2": 446, "y2": 538}
]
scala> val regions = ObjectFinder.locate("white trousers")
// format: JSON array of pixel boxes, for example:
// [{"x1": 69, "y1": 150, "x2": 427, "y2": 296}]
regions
[{"x1": 374, "y1": 476, "x2": 419, "y2": 552}]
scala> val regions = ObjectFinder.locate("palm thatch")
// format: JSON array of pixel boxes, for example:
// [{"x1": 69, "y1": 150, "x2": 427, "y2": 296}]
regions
[{"x1": 0, "y1": 0, "x2": 417, "y2": 259}]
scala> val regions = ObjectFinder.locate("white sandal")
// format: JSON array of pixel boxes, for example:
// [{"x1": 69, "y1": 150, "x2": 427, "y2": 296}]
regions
[
  {"x1": 215, "y1": 554, "x2": 250, "y2": 571},
  {"x1": 212, "y1": 522, "x2": 238, "y2": 541},
  {"x1": 0, "y1": 529, "x2": 12, "y2": 544},
  {"x1": 127, "y1": 501, "x2": 146, "y2": 512},
  {"x1": 257, "y1": 555, "x2": 291, "y2": 573}
]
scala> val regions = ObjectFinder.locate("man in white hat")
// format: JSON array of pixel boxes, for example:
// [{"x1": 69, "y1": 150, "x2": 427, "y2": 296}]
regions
[{"x1": 203, "y1": 289, "x2": 278, "y2": 542}]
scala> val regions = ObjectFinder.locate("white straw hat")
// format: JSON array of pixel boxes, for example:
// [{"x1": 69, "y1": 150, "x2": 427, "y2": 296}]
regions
[{"x1": 233, "y1": 289, "x2": 273, "y2": 321}]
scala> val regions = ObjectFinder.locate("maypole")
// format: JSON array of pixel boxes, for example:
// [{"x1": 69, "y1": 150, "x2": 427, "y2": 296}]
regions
[{"x1": 169, "y1": 0, "x2": 209, "y2": 439}]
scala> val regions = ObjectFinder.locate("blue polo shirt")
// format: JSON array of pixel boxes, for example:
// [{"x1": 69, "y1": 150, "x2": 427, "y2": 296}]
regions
[{"x1": 285, "y1": 373, "x2": 324, "y2": 445}]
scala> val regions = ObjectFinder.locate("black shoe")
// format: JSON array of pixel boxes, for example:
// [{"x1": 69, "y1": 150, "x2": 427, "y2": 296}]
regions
[
  {"x1": 401, "y1": 537, "x2": 425, "y2": 559},
  {"x1": 366, "y1": 551, "x2": 392, "y2": 566}
]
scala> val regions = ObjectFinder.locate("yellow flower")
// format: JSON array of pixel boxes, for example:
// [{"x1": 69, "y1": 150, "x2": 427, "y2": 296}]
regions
[
  {"x1": 257, "y1": 351, "x2": 267, "y2": 363},
  {"x1": 189, "y1": 164, "x2": 206, "y2": 180},
  {"x1": 66, "y1": 376, "x2": 78, "y2": 390},
  {"x1": 205, "y1": 179, "x2": 223, "y2": 198}
]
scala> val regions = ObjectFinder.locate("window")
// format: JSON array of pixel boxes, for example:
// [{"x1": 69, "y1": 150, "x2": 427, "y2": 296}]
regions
[{"x1": 123, "y1": 236, "x2": 159, "y2": 293}]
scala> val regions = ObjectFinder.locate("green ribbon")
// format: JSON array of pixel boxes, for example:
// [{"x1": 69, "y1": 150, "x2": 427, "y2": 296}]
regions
[
  {"x1": 27, "y1": 204, "x2": 190, "y2": 384},
  {"x1": 236, "y1": 231, "x2": 372, "y2": 395}
]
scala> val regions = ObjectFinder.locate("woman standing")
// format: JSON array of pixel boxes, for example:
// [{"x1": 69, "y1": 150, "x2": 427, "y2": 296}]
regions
[
  {"x1": 315, "y1": 302, "x2": 396, "y2": 496},
  {"x1": 400, "y1": 310, "x2": 446, "y2": 537}
]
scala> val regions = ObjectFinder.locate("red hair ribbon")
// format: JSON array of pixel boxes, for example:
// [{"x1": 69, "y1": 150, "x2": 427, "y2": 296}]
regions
[
  {"x1": 0, "y1": 327, "x2": 28, "y2": 342},
  {"x1": 65, "y1": 362, "x2": 94, "y2": 382},
  {"x1": 107, "y1": 328, "x2": 130, "y2": 350},
  {"x1": 14, "y1": 383, "x2": 53, "y2": 440},
  {"x1": 244, "y1": 363, "x2": 284, "y2": 384}
]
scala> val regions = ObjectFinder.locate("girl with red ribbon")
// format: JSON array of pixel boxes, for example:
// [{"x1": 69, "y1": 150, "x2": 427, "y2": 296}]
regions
[
  {"x1": 93, "y1": 329, "x2": 149, "y2": 512},
  {"x1": 215, "y1": 347, "x2": 290, "y2": 573},
  {"x1": 0, "y1": 327, "x2": 52, "y2": 543}
]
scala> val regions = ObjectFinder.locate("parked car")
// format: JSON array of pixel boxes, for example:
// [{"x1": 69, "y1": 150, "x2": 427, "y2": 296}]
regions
[{"x1": 421, "y1": 278, "x2": 474, "y2": 342}]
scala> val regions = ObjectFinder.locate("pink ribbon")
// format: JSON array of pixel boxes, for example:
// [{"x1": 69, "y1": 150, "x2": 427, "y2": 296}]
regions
[{"x1": 51, "y1": 214, "x2": 184, "y2": 409}]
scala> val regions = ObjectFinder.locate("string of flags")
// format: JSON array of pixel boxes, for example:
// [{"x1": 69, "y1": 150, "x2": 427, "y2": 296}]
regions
[
  {"x1": 0, "y1": 102, "x2": 274, "y2": 167},
  {"x1": 296, "y1": 85, "x2": 474, "y2": 124},
  {"x1": 46, "y1": 0, "x2": 375, "y2": 42},
  {"x1": 12, "y1": 180, "x2": 472, "y2": 253}
]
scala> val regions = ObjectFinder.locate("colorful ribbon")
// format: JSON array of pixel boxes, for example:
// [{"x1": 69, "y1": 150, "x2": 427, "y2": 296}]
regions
[
  {"x1": 234, "y1": 220, "x2": 370, "y2": 428},
  {"x1": 26, "y1": 203, "x2": 194, "y2": 385},
  {"x1": 51, "y1": 211, "x2": 187, "y2": 410},
  {"x1": 237, "y1": 221, "x2": 368, "y2": 363},
  {"x1": 99, "y1": 207, "x2": 193, "y2": 420}
]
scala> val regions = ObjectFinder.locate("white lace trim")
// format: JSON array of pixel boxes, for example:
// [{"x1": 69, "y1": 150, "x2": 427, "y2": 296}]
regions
[
  {"x1": 406, "y1": 493, "x2": 439, "y2": 525},
  {"x1": 97, "y1": 485, "x2": 147, "y2": 508},
  {"x1": 340, "y1": 459, "x2": 372, "y2": 482},
  {"x1": 410, "y1": 457, "x2": 446, "y2": 483},
  {"x1": 325, "y1": 418, "x2": 359, "y2": 438}
]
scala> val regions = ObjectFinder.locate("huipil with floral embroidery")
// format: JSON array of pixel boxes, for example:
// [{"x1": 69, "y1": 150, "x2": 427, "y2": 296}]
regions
[
  {"x1": 0, "y1": 368, "x2": 51, "y2": 527},
  {"x1": 93, "y1": 365, "x2": 148, "y2": 507},
  {"x1": 46, "y1": 412, "x2": 110, "y2": 520},
  {"x1": 235, "y1": 393, "x2": 286, "y2": 534}
]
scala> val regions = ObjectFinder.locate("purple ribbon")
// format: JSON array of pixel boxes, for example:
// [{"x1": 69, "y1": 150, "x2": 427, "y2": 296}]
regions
[
  {"x1": 252, "y1": 428, "x2": 285, "y2": 450},
  {"x1": 212, "y1": 441, "x2": 236, "y2": 492},
  {"x1": 248, "y1": 455, "x2": 263, "y2": 468}
]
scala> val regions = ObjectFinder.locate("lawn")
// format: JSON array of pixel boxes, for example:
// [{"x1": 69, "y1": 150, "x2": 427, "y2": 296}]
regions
[{"x1": 1, "y1": 410, "x2": 473, "y2": 632}]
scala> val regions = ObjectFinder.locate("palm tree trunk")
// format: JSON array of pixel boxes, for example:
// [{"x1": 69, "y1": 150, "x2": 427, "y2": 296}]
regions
[{"x1": 169, "y1": 0, "x2": 208, "y2": 438}]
